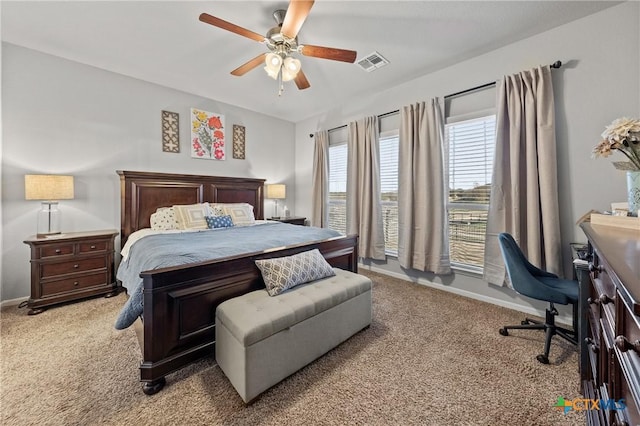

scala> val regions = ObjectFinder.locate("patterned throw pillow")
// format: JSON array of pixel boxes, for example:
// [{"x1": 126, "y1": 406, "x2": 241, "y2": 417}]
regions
[
  {"x1": 222, "y1": 203, "x2": 256, "y2": 226},
  {"x1": 173, "y1": 203, "x2": 210, "y2": 230},
  {"x1": 255, "y1": 249, "x2": 336, "y2": 296},
  {"x1": 205, "y1": 215, "x2": 234, "y2": 229},
  {"x1": 150, "y1": 207, "x2": 180, "y2": 230},
  {"x1": 209, "y1": 204, "x2": 226, "y2": 217}
]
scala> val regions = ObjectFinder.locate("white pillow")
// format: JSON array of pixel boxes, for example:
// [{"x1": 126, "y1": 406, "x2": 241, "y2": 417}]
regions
[
  {"x1": 173, "y1": 203, "x2": 211, "y2": 230},
  {"x1": 150, "y1": 207, "x2": 180, "y2": 230},
  {"x1": 221, "y1": 203, "x2": 256, "y2": 226}
]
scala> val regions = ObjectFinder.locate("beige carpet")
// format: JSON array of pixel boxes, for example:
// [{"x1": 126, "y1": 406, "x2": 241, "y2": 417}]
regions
[{"x1": 1, "y1": 270, "x2": 583, "y2": 425}]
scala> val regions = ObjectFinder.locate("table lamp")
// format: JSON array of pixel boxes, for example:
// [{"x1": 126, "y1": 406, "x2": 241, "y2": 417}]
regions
[
  {"x1": 25, "y1": 174, "x2": 74, "y2": 237},
  {"x1": 266, "y1": 184, "x2": 286, "y2": 219}
]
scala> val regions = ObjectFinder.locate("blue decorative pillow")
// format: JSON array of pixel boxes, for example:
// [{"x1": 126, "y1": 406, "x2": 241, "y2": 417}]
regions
[{"x1": 205, "y1": 215, "x2": 234, "y2": 229}]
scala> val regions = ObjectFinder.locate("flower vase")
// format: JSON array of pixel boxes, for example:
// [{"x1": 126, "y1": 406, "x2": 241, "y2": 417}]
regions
[{"x1": 627, "y1": 171, "x2": 640, "y2": 216}]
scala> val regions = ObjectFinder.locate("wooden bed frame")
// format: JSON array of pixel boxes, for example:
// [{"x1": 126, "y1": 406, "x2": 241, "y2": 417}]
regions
[{"x1": 117, "y1": 170, "x2": 359, "y2": 395}]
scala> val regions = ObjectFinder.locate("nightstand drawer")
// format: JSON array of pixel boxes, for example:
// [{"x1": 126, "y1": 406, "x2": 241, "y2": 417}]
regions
[
  {"x1": 40, "y1": 244, "x2": 74, "y2": 258},
  {"x1": 41, "y1": 256, "x2": 107, "y2": 278},
  {"x1": 78, "y1": 240, "x2": 108, "y2": 253},
  {"x1": 42, "y1": 272, "x2": 109, "y2": 296}
]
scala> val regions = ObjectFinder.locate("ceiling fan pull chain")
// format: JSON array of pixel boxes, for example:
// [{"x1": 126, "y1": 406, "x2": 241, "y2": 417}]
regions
[{"x1": 278, "y1": 69, "x2": 284, "y2": 96}]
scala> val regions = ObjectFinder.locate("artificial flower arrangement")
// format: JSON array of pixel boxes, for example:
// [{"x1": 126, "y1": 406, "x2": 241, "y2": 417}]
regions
[{"x1": 592, "y1": 117, "x2": 640, "y2": 171}]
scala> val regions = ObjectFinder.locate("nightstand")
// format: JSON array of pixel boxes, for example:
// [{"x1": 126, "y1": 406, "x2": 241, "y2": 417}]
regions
[
  {"x1": 268, "y1": 217, "x2": 307, "y2": 226},
  {"x1": 23, "y1": 230, "x2": 119, "y2": 315}
]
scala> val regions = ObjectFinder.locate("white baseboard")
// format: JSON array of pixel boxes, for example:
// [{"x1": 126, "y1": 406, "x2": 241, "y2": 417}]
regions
[
  {"x1": 359, "y1": 263, "x2": 572, "y2": 327},
  {"x1": 1, "y1": 297, "x2": 28, "y2": 309}
]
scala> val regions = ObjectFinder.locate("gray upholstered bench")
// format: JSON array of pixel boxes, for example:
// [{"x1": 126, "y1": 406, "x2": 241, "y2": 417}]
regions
[{"x1": 215, "y1": 267, "x2": 372, "y2": 403}]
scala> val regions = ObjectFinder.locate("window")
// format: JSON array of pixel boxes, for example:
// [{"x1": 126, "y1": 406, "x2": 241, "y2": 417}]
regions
[
  {"x1": 328, "y1": 142, "x2": 347, "y2": 235},
  {"x1": 379, "y1": 132, "x2": 399, "y2": 255},
  {"x1": 445, "y1": 115, "x2": 496, "y2": 272}
]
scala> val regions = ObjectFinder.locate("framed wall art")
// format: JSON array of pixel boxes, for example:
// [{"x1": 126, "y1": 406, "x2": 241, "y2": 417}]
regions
[
  {"x1": 161, "y1": 110, "x2": 180, "y2": 153},
  {"x1": 232, "y1": 124, "x2": 246, "y2": 159},
  {"x1": 190, "y1": 108, "x2": 225, "y2": 160}
]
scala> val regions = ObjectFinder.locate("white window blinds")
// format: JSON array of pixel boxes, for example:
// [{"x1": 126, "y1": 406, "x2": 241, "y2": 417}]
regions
[
  {"x1": 328, "y1": 142, "x2": 347, "y2": 235},
  {"x1": 379, "y1": 132, "x2": 399, "y2": 255},
  {"x1": 445, "y1": 115, "x2": 496, "y2": 271}
]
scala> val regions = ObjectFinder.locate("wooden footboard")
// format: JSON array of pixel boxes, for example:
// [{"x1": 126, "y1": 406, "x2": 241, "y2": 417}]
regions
[{"x1": 136, "y1": 235, "x2": 358, "y2": 395}]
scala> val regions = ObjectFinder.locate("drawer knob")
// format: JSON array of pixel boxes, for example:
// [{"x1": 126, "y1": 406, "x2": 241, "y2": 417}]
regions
[
  {"x1": 55, "y1": 249, "x2": 61, "y2": 254},
  {"x1": 598, "y1": 294, "x2": 613, "y2": 305},
  {"x1": 615, "y1": 335, "x2": 640, "y2": 354},
  {"x1": 73, "y1": 264, "x2": 79, "y2": 269},
  {"x1": 73, "y1": 281, "x2": 79, "y2": 286},
  {"x1": 587, "y1": 295, "x2": 613, "y2": 306},
  {"x1": 588, "y1": 263, "x2": 603, "y2": 273},
  {"x1": 90, "y1": 245, "x2": 96, "y2": 249}
]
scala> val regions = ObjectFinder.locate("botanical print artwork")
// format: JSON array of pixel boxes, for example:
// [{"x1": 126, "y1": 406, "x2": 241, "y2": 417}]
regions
[
  {"x1": 233, "y1": 124, "x2": 246, "y2": 159},
  {"x1": 191, "y1": 108, "x2": 225, "y2": 160},
  {"x1": 161, "y1": 110, "x2": 180, "y2": 153}
]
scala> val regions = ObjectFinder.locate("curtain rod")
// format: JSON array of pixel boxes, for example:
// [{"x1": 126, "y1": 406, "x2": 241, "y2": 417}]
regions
[
  {"x1": 443, "y1": 60, "x2": 562, "y2": 99},
  {"x1": 309, "y1": 60, "x2": 562, "y2": 138},
  {"x1": 309, "y1": 110, "x2": 400, "y2": 137}
]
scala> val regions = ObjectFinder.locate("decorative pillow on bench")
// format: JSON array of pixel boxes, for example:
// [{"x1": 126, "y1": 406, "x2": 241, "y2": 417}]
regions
[{"x1": 255, "y1": 249, "x2": 336, "y2": 296}]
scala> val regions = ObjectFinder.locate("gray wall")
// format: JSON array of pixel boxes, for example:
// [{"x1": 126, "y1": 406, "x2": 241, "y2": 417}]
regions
[
  {"x1": 293, "y1": 2, "x2": 640, "y2": 319},
  {"x1": 1, "y1": 44, "x2": 295, "y2": 302}
]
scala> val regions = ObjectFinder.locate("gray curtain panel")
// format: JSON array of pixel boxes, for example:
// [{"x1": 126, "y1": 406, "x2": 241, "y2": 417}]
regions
[
  {"x1": 347, "y1": 116, "x2": 385, "y2": 260},
  {"x1": 398, "y1": 99, "x2": 451, "y2": 274},
  {"x1": 484, "y1": 65, "x2": 562, "y2": 286},
  {"x1": 311, "y1": 130, "x2": 330, "y2": 228}
]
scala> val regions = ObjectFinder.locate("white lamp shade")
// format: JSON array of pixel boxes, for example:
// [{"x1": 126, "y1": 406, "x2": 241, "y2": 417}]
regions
[
  {"x1": 264, "y1": 53, "x2": 283, "y2": 80},
  {"x1": 264, "y1": 65, "x2": 279, "y2": 80},
  {"x1": 283, "y1": 56, "x2": 301, "y2": 73},
  {"x1": 265, "y1": 52, "x2": 283, "y2": 68},
  {"x1": 25, "y1": 175, "x2": 74, "y2": 201},
  {"x1": 266, "y1": 184, "x2": 286, "y2": 199}
]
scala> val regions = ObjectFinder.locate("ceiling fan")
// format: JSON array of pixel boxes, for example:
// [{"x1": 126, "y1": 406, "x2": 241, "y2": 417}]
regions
[{"x1": 199, "y1": 0, "x2": 357, "y2": 95}]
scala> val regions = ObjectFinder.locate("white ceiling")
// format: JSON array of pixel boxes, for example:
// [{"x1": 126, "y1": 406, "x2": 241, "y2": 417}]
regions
[{"x1": 1, "y1": 1, "x2": 620, "y2": 123}]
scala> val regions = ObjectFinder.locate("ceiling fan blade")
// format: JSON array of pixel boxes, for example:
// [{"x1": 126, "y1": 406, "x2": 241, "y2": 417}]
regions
[
  {"x1": 199, "y1": 13, "x2": 265, "y2": 43},
  {"x1": 300, "y1": 44, "x2": 357, "y2": 63},
  {"x1": 294, "y1": 70, "x2": 311, "y2": 90},
  {"x1": 231, "y1": 53, "x2": 267, "y2": 76},
  {"x1": 281, "y1": 0, "x2": 315, "y2": 39}
]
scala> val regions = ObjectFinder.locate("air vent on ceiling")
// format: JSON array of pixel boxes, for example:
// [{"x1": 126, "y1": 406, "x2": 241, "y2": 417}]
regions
[{"x1": 356, "y1": 51, "x2": 389, "y2": 72}]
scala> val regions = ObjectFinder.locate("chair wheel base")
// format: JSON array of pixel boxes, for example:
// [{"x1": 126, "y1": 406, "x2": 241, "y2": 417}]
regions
[
  {"x1": 499, "y1": 328, "x2": 509, "y2": 336},
  {"x1": 536, "y1": 354, "x2": 549, "y2": 364}
]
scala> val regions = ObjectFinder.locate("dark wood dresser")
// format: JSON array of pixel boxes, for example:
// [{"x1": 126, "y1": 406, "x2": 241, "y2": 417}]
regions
[
  {"x1": 578, "y1": 223, "x2": 640, "y2": 425},
  {"x1": 24, "y1": 230, "x2": 119, "y2": 315}
]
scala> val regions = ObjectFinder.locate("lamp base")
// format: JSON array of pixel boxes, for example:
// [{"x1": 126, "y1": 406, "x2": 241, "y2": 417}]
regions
[
  {"x1": 36, "y1": 231, "x2": 62, "y2": 239},
  {"x1": 37, "y1": 201, "x2": 61, "y2": 237}
]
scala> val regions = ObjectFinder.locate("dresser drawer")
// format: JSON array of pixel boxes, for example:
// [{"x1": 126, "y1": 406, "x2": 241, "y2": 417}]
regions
[
  {"x1": 40, "y1": 256, "x2": 107, "y2": 278},
  {"x1": 41, "y1": 272, "x2": 109, "y2": 296},
  {"x1": 591, "y1": 254, "x2": 616, "y2": 307},
  {"x1": 40, "y1": 243, "x2": 74, "y2": 258},
  {"x1": 78, "y1": 240, "x2": 108, "y2": 253}
]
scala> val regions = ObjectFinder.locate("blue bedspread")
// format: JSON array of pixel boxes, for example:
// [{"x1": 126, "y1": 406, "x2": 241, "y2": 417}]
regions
[{"x1": 114, "y1": 222, "x2": 341, "y2": 329}]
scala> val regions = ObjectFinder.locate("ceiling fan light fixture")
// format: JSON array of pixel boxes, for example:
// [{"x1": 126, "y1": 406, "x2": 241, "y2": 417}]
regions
[
  {"x1": 281, "y1": 68, "x2": 296, "y2": 82},
  {"x1": 283, "y1": 56, "x2": 301, "y2": 73},
  {"x1": 265, "y1": 52, "x2": 283, "y2": 69},
  {"x1": 264, "y1": 65, "x2": 280, "y2": 80}
]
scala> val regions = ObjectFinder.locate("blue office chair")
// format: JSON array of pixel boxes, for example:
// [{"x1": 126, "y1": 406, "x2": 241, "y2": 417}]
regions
[{"x1": 497, "y1": 233, "x2": 578, "y2": 364}]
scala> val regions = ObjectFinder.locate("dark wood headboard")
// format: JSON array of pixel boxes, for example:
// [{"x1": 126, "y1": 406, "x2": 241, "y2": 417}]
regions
[{"x1": 117, "y1": 170, "x2": 265, "y2": 245}]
